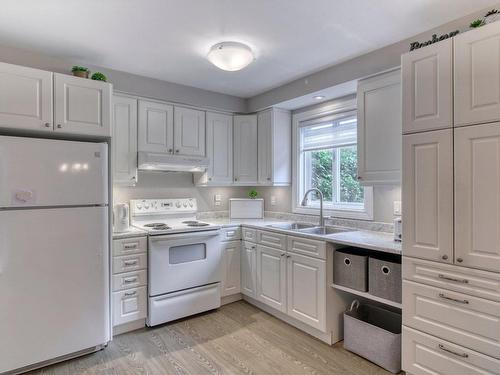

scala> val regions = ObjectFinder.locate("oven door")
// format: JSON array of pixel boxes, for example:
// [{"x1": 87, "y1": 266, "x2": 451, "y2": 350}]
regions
[{"x1": 149, "y1": 230, "x2": 222, "y2": 296}]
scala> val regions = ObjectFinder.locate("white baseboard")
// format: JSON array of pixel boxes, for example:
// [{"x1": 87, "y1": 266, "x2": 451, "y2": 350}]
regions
[
  {"x1": 242, "y1": 295, "x2": 335, "y2": 345},
  {"x1": 113, "y1": 319, "x2": 146, "y2": 336},
  {"x1": 221, "y1": 293, "x2": 243, "y2": 305}
]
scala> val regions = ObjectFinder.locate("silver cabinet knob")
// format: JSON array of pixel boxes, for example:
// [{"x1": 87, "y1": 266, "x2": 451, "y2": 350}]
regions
[
  {"x1": 457, "y1": 258, "x2": 463, "y2": 263},
  {"x1": 267, "y1": 177, "x2": 271, "y2": 181},
  {"x1": 208, "y1": 177, "x2": 212, "y2": 181},
  {"x1": 57, "y1": 124, "x2": 62, "y2": 129},
  {"x1": 234, "y1": 178, "x2": 238, "y2": 182},
  {"x1": 357, "y1": 176, "x2": 362, "y2": 180},
  {"x1": 168, "y1": 148, "x2": 173, "y2": 154},
  {"x1": 44, "y1": 122, "x2": 51, "y2": 128},
  {"x1": 442, "y1": 255, "x2": 448, "y2": 260},
  {"x1": 175, "y1": 149, "x2": 179, "y2": 153}
]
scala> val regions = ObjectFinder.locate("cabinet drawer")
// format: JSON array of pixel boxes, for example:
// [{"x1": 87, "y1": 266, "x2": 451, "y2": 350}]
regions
[
  {"x1": 403, "y1": 257, "x2": 500, "y2": 302},
  {"x1": 403, "y1": 326, "x2": 500, "y2": 375},
  {"x1": 403, "y1": 280, "x2": 500, "y2": 359},
  {"x1": 113, "y1": 286, "x2": 147, "y2": 326},
  {"x1": 242, "y1": 228, "x2": 257, "y2": 242},
  {"x1": 112, "y1": 270, "x2": 147, "y2": 292},
  {"x1": 220, "y1": 227, "x2": 241, "y2": 241},
  {"x1": 113, "y1": 237, "x2": 147, "y2": 256},
  {"x1": 287, "y1": 236, "x2": 326, "y2": 259},
  {"x1": 257, "y1": 230, "x2": 286, "y2": 250},
  {"x1": 113, "y1": 253, "x2": 147, "y2": 274}
]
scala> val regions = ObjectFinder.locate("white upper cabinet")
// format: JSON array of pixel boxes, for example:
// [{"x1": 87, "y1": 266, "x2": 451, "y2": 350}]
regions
[
  {"x1": 233, "y1": 114, "x2": 258, "y2": 185},
  {"x1": 138, "y1": 100, "x2": 174, "y2": 154},
  {"x1": 455, "y1": 21, "x2": 500, "y2": 127},
  {"x1": 357, "y1": 69, "x2": 402, "y2": 185},
  {"x1": 402, "y1": 39, "x2": 453, "y2": 133},
  {"x1": 402, "y1": 129, "x2": 454, "y2": 263},
  {"x1": 256, "y1": 245, "x2": 287, "y2": 313},
  {"x1": 112, "y1": 95, "x2": 138, "y2": 186},
  {"x1": 0, "y1": 62, "x2": 53, "y2": 132},
  {"x1": 196, "y1": 112, "x2": 233, "y2": 185},
  {"x1": 173, "y1": 106, "x2": 205, "y2": 156},
  {"x1": 257, "y1": 108, "x2": 292, "y2": 186},
  {"x1": 54, "y1": 73, "x2": 112, "y2": 137},
  {"x1": 455, "y1": 123, "x2": 500, "y2": 272}
]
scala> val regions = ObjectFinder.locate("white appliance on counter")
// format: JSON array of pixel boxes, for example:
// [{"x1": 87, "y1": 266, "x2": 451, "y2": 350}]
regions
[
  {"x1": 0, "y1": 136, "x2": 110, "y2": 374},
  {"x1": 130, "y1": 198, "x2": 222, "y2": 326},
  {"x1": 113, "y1": 203, "x2": 130, "y2": 232}
]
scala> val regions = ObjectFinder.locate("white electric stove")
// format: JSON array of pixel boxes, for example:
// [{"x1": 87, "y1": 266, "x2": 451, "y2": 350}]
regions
[{"x1": 130, "y1": 198, "x2": 222, "y2": 326}]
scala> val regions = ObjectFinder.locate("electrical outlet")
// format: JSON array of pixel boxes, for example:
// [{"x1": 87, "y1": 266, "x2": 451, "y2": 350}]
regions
[
  {"x1": 271, "y1": 196, "x2": 277, "y2": 206},
  {"x1": 214, "y1": 194, "x2": 222, "y2": 206},
  {"x1": 394, "y1": 201, "x2": 402, "y2": 216}
]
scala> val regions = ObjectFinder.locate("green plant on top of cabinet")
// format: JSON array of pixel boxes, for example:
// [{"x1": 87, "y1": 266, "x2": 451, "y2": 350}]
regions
[
  {"x1": 112, "y1": 95, "x2": 138, "y2": 186},
  {"x1": 194, "y1": 111, "x2": 233, "y2": 186},
  {"x1": 357, "y1": 69, "x2": 401, "y2": 185},
  {"x1": 257, "y1": 108, "x2": 292, "y2": 186},
  {"x1": 233, "y1": 114, "x2": 258, "y2": 185}
]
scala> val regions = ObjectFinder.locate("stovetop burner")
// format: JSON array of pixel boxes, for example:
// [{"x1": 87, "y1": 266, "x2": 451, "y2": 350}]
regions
[
  {"x1": 144, "y1": 223, "x2": 171, "y2": 230},
  {"x1": 182, "y1": 220, "x2": 210, "y2": 227}
]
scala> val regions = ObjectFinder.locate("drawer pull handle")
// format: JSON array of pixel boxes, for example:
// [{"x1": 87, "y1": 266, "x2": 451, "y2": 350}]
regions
[
  {"x1": 124, "y1": 260, "x2": 138, "y2": 266},
  {"x1": 124, "y1": 244, "x2": 138, "y2": 250},
  {"x1": 123, "y1": 277, "x2": 138, "y2": 284},
  {"x1": 438, "y1": 274, "x2": 469, "y2": 284},
  {"x1": 344, "y1": 258, "x2": 351, "y2": 266},
  {"x1": 438, "y1": 344, "x2": 469, "y2": 358},
  {"x1": 438, "y1": 293, "x2": 469, "y2": 304},
  {"x1": 280, "y1": 253, "x2": 286, "y2": 257},
  {"x1": 124, "y1": 291, "x2": 137, "y2": 297}
]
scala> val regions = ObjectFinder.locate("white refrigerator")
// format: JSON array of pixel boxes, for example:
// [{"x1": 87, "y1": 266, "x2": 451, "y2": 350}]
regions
[{"x1": 0, "y1": 136, "x2": 110, "y2": 373}]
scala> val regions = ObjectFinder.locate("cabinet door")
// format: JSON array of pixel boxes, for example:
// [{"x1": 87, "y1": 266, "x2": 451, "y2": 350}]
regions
[
  {"x1": 221, "y1": 241, "x2": 241, "y2": 297},
  {"x1": 0, "y1": 62, "x2": 53, "y2": 132},
  {"x1": 233, "y1": 115, "x2": 258, "y2": 184},
  {"x1": 455, "y1": 22, "x2": 500, "y2": 127},
  {"x1": 112, "y1": 286, "x2": 147, "y2": 326},
  {"x1": 256, "y1": 245, "x2": 286, "y2": 312},
  {"x1": 402, "y1": 39, "x2": 453, "y2": 134},
  {"x1": 257, "y1": 109, "x2": 273, "y2": 185},
  {"x1": 54, "y1": 73, "x2": 111, "y2": 136},
  {"x1": 138, "y1": 100, "x2": 174, "y2": 153},
  {"x1": 174, "y1": 106, "x2": 205, "y2": 156},
  {"x1": 206, "y1": 112, "x2": 233, "y2": 184},
  {"x1": 357, "y1": 69, "x2": 402, "y2": 184},
  {"x1": 455, "y1": 123, "x2": 500, "y2": 272},
  {"x1": 287, "y1": 253, "x2": 326, "y2": 331},
  {"x1": 241, "y1": 241, "x2": 257, "y2": 298},
  {"x1": 402, "y1": 130, "x2": 453, "y2": 263},
  {"x1": 112, "y1": 95, "x2": 137, "y2": 186}
]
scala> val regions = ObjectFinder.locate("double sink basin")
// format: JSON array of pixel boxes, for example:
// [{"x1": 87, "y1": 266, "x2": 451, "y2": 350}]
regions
[{"x1": 265, "y1": 222, "x2": 351, "y2": 236}]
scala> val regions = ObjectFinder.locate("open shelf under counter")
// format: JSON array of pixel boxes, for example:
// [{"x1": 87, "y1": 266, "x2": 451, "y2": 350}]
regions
[{"x1": 330, "y1": 283, "x2": 402, "y2": 309}]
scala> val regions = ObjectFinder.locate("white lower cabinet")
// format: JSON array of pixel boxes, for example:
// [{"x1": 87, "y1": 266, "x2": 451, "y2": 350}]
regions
[
  {"x1": 112, "y1": 236, "x2": 148, "y2": 331},
  {"x1": 256, "y1": 245, "x2": 287, "y2": 312},
  {"x1": 287, "y1": 252, "x2": 326, "y2": 331},
  {"x1": 221, "y1": 240, "x2": 241, "y2": 297},
  {"x1": 241, "y1": 241, "x2": 257, "y2": 298},
  {"x1": 403, "y1": 326, "x2": 500, "y2": 375}
]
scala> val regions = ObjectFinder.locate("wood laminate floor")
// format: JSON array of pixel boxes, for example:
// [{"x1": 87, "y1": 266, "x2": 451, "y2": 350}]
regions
[{"x1": 28, "y1": 301, "x2": 399, "y2": 375}]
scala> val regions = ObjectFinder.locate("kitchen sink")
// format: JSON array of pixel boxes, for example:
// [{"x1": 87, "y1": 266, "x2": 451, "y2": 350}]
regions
[
  {"x1": 297, "y1": 226, "x2": 351, "y2": 235},
  {"x1": 266, "y1": 222, "x2": 316, "y2": 230}
]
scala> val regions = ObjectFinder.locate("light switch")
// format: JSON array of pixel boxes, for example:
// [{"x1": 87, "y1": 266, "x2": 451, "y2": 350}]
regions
[
  {"x1": 393, "y1": 201, "x2": 402, "y2": 216},
  {"x1": 271, "y1": 196, "x2": 277, "y2": 206},
  {"x1": 214, "y1": 194, "x2": 222, "y2": 207}
]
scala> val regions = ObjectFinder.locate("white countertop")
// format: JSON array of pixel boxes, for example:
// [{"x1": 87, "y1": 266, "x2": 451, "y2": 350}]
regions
[
  {"x1": 205, "y1": 217, "x2": 401, "y2": 255},
  {"x1": 112, "y1": 227, "x2": 147, "y2": 240}
]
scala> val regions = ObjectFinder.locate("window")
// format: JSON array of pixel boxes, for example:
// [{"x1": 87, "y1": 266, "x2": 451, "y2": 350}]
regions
[{"x1": 293, "y1": 99, "x2": 373, "y2": 220}]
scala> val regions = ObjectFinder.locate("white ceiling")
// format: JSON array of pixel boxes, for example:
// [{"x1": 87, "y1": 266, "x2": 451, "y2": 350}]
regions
[{"x1": 0, "y1": 0, "x2": 497, "y2": 98}]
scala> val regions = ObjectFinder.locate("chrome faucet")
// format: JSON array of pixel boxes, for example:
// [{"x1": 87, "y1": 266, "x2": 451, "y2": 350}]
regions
[{"x1": 301, "y1": 188, "x2": 325, "y2": 227}]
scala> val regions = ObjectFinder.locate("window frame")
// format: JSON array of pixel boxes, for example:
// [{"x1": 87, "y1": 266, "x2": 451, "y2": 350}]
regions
[{"x1": 292, "y1": 96, "x2": 374, "y2": 220}]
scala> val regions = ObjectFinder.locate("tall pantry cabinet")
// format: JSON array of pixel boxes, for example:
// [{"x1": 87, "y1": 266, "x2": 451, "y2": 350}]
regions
[{"x1": 402, "y1": 21, "x2": 500, "y2": 375}]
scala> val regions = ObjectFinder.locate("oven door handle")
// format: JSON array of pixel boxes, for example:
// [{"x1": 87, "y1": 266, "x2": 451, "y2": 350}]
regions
[{"x1": 150, "y1": 230, "x2": 221, "y2": 242}]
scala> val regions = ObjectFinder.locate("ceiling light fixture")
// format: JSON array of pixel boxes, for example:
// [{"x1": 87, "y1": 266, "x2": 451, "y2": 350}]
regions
[
  {"x1": 313, "y1": 95, "x2": 325, "y2": 100},
  {"x1": 207, "y1": 42, "x2": 254, "y2": 71}
]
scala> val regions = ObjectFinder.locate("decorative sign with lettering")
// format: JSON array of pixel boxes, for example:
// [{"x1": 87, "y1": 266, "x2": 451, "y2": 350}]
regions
[{"x1": 409, "y1": 31, "x2": 459, "y2": 51}]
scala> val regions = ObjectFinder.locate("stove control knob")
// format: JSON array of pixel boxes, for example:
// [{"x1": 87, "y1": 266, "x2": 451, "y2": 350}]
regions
[
  {"x1": 136, "y1": 204, "x2": 142, "y2": 210},
  {"x1": 175, "y1": 201, "x2": 181, "y2": 208},
  {"x1": 189, "y1": 202, "x2": 193, "y2": 207},
  {"x1": 144, "y1": 202, "x2": 150, "y2": 209},
  {"x1": 183, "y1": 202, "x2": 188, "y2": 208}
]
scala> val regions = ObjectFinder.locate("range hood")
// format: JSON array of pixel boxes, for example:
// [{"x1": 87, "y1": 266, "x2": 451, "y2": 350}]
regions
[{"x1": 138, "y1": 152, "x2": 209, "y2": 172}]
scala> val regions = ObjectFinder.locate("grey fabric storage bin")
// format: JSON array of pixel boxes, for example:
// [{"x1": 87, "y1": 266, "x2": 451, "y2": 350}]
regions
[
  {"x1": 334, "y1": 249, "x2": 368, "y2": 291},
  {"x1": 369, "y1": 256, "x2": 402, "y2": 303},
  {"x1": 344, "y1": 301, "x2": 402, "y2": 373}
]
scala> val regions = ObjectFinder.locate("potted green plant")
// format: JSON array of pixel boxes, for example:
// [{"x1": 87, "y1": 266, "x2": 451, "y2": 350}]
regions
[
  {"x1": 470, "y1": 19, "x2": 484, "y2": 28},
  {"x1": 91, "y1": 72, "x2": 107, "y2": 82},
  {"x1": 71, "y1": 66, "x2": 89, "y2": 78},
  {"x1": 248, "y1": 189, "x2": 258, "y2": 199}
]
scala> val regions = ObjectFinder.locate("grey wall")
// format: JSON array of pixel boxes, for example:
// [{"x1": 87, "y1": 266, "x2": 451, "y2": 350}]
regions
[
  {"x1": 247, "y1": 5, "x2": 497, "y2": 111},
  {"x1": 0, "y1": 44, "x2": 245, "y2": 113}
]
